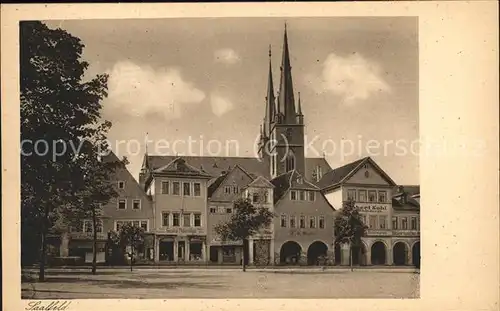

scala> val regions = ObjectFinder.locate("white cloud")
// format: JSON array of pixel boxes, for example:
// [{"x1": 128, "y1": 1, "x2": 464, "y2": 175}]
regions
[
  {"x1": 306, "y1": 52, "x2": 390, "y2": 103},
  {"x1": 210, "y1": 94, "x2": 234, "y2": 117},
  {"x1": 214, "y1": 48, "x2": 241, "y2": 65},
  {"x1": 106, "y1": 61, "x2": 205, "y2": 119}
]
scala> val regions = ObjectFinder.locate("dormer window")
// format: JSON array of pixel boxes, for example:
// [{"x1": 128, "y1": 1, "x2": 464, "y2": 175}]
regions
[{"x1": 118, "y1": 181, "x2": 125, "y2": 189}]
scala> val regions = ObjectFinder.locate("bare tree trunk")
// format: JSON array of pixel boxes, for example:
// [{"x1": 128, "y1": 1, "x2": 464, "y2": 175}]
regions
[
  {"x1": 130, "y1": 247, "x2": 134, "y2": 272},
  {"x1": 39, "y1": 231, "x2": 47, "y2": 282},
  {"x1": 350, "y1": 246, "x2": 353, "y2": 272},
  {"x1": 242, "y1": 239, "x2": 246, "y2": 272},
  {"x1": 39, "y1": 204, "x2": 50, "y2": 282},
  {"x1": 91, "y1": 208, "x2": 97, "y2": 275}
]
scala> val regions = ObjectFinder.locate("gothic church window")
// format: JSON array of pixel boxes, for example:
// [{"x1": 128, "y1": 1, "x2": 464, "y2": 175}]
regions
[{"x1": 285, "y1": 150, "x2": 295, "y2": 172}]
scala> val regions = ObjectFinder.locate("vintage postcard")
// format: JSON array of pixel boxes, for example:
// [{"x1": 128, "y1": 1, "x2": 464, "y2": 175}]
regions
[{"x1": 2, "y1": 2, "x2": 498, "y2": 311}]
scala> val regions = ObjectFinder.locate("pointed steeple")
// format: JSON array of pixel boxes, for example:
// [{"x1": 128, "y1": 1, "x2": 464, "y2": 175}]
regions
[
  {"x1": 264, "y1": 45, "x2": 275, "y2": 137},
  {"x1": 277, "y1": 22, "x2": 296, "y2": 124},
  {"x1": 296, "y1": 91, "x2": 304, "y2": 124},
  {"x1": 297, "y1": 92, "x2": 302, "y2": 115}
]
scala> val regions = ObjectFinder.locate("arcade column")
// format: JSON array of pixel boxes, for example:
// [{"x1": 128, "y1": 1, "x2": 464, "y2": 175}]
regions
[
  {"x1": 248, "y1": 239, "x2": 254, "y2": 265},
  {"x1": 386, "y1": 246, "x2": 393, "y2": 265},
  {"x1": 201, "y1": 240, "x2": 207, "y2": 262},
  {"x1": 270, "y1": 239, "x2": 275, "y2": 265},
  {"x1": 341, "y1": 243, "x2": 350, "y2": 266},
  {"x1": 154, "y1": 236, "x2": 159, "y2": 263}
]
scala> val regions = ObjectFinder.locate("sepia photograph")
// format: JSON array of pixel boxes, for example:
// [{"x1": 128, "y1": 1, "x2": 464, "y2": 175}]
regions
[
  {"x1": 19, "y1": 16, "x2": 421, "y2": 299},
  {"x1": 2, "y1": 3, "x2": 498, "y2": 310}
]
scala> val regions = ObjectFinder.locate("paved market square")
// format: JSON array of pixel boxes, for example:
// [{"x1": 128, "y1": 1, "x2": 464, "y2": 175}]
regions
[{"x1": 22, "y1": 268, "x2": 420, "y2": 299}]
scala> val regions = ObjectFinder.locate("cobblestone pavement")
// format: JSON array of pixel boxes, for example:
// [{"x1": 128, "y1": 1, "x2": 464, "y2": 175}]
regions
[{"x1": 22, "y1": 269, "x2": 420, "y2": 299}]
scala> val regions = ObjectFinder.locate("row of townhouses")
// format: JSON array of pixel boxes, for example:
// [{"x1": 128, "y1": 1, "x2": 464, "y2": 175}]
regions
[{"x1": 55, "y1": 26, "x2": 420, "y2": 267}]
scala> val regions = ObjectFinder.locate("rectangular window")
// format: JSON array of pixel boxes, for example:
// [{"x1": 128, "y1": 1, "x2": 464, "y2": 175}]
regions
[
  {"x1": 118, "y1": 199, "x2": 126, "y2": 210},
  {"x1": 96, "y1": 219, "x2": 103, "y2": 233},
  {"x1": 183, "y1": 182, "x2": 191, "y2": 196},
  {"x1": 368, "y1": 190, "x2": 377, "y2": 202},
  {"x1": 183, "y1": 214, "x2": 191, "y2": 227},
  {"x1": 347, "y1": 189, "x2": 356, "y2": 201},
  {"x1": 280, "y1": 215, "x2": 287, "y2": 228},
  {"x1": 84, "y1": 220, "x2": 93, "y2": 233},
  {"x1": 319, "y1": 216, "x2": 325, "y2": 229},
  {"x1": 161, "y1": 181, "x2": 169, "y2": 194},
  {"x1": 172, "y1": 213, "x2": 180, "y2": 227},
  {"x1": 369, "y1": 215, "x2": 377, "y2": 229},
  {"x1": 162, "y1": 212, "x2": 169, "y2": 227},
  {"x1": 378, "y1": 191, "x2": 387, "y2": 203},
  {"x1": 194, "y1": 214, "x2": 201, "y2": 227},
  {"x1": 309, "y1": 216, "x2": 316, "y2": 229},
  {"x1": 308, "y1": 191, "x2": 315, "y2": 201},
  {"x1": 300, "y1": 216, "x2": 305, "y2": 228},
  {"x1": 133, "y1": 220, "x2": 140, "y2": 227},
  {"x1": 209, "y1": 207, "x2": 217, "y2": 214},
  {"x1": 358, "y1": 190, "x2": 367, "y2": 202},
  {"x1": 132, "y1": 199, "x2": 141, "y2": 210},
  {"x1": 252, "y1": 193, "x2": 259, "y2": 203},
  {"x1": 401, "y1": 217, "x2": 408, "y2": 230},
  {"x1": 379, "y1": 216, "x2": 387, "y2": 229},
  {"x1": 118, "y1": 181, "x2": 125, "y2": 189},
  {"x1": 392, "y1": 216, "x2": 398, "y2": 229},
  {"x1": 290, "y1": 190, "x2": 297, "y2": 201},
  {"x1": 290, "y1": 216, "x2": 296, "y2": 228},
  {"x1": 299, "y1": 191, "x2": 305, "y2": 201},
  {"x1": 194, "y1": 183, "x2": 201, "y2": 196},
  {"x1": 233, "y1": 186, "x2": 238, "y2": 194},
  {"x1": 173, "y1": 182, "x2": 180, "y2": 195},
  {"x1": 115, "y1": 221, "x2": 123, "y2": 231},
  {"x1": 224, "y1": 186, "x2": 231, "y2": 194},
  {"x1": 140, "y1": 221, "x2": 148, "y2": 231},
  {"x1": 226, "y1": 208, "x2": 233, "y2": 214},
  {"x1": 411, "y1": 217, "x2": 417, "y2": 230}
]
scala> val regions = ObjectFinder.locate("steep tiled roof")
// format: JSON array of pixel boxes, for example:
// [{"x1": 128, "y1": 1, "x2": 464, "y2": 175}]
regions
[
  {"x1": 207, "y1": 174, "x2": 227, "y2": 198},
  {"x1": 317, "y1": 157, "x2": 368, "y2": 189},
  {"x1": 270, "y1": 170, "x2": 318, "y2": 204},
  {"x1": 393, "y1": 185, "x2": 420, "y2": 196},
  {"x1": 392, "y1": 194, "x2": 420, "y2": 210},
  {"x1": 146, "y1": 155, "x2": 332, "y2": 183},
  {"x1": 247, "y1": 176, "x2": 275, "y2": 189},
  {"x1": 153, "y1": 157, "x2": 212, "y2": 178}
]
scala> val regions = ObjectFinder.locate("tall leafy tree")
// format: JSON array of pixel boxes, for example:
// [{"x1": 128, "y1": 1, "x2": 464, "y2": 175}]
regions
[
  {"x1": 110, "y1": 223, "x2": 145, "y2": 272},
  {"x1": 215, "y1": 197, "x2": 274, "y2": 272},
  {"x1": 20, "y1": 21, "x2": 110, "y2": 281},
  {"x1": 334, "y1": 199, "x2": 368, "y2": 271}
]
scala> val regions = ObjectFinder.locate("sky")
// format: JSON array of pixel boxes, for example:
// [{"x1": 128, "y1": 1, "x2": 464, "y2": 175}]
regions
[{"x1": 43, "y1": 17, "x2": 419, "y2": 185}]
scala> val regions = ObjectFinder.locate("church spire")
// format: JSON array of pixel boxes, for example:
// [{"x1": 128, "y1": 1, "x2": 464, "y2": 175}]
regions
[
  {"x1": 264, "y1": 45, "x2": 275, "y2": 137},
  {"x1": 277, "y1": 22, "x2": 296, "y2": 124}
]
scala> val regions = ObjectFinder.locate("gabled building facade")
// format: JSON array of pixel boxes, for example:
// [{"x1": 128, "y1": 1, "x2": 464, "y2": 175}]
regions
[
  {"x1": 319, "y1": 157, "x2": 420, "y2": 266},
  {"x1": 59, "y1": 152, "x2": 154, "y2": 264},
  {"x1": 271, "y1": 170, "x2": 336, "y2": 265},
  {"x1": 68, "y1": 25, "x2": 420, "y2": 268},
  {"x1": 142, "y1": 157, "x2": 212, "y2": 263}
]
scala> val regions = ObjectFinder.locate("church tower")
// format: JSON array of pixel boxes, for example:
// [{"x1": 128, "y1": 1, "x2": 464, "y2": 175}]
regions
[{"x1": 259, "y1": 24, "x2": 305, "y2": 179}]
